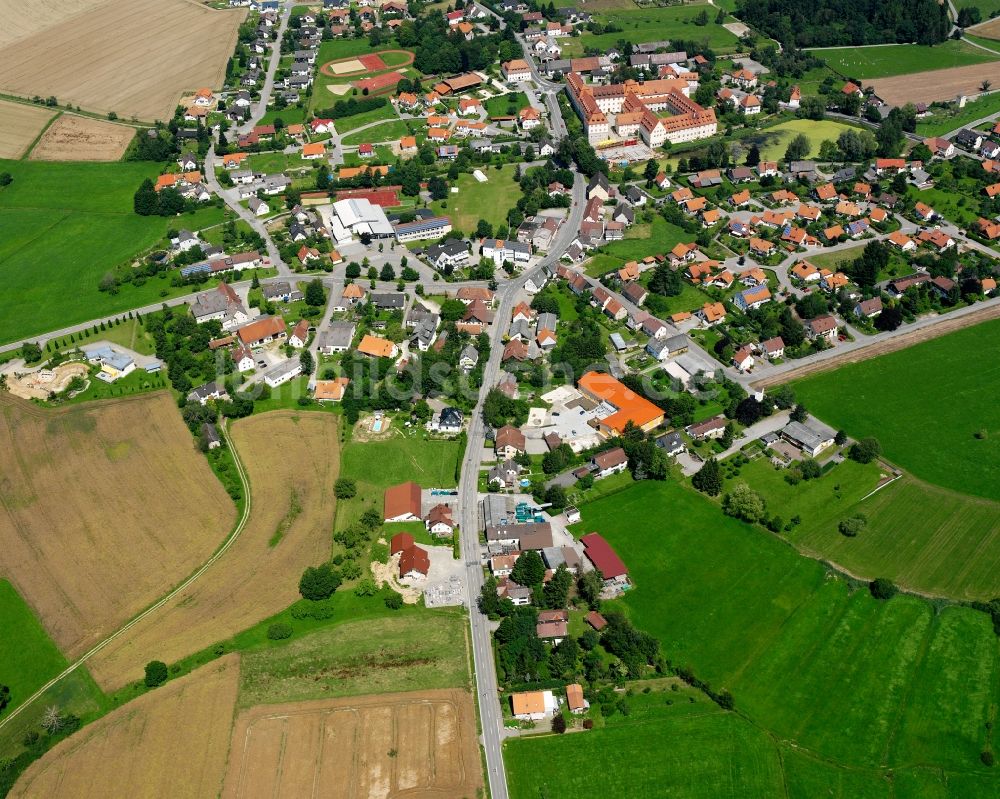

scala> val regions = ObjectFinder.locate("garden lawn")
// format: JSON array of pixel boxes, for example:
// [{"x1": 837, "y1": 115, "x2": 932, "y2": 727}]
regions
[
  {"x1": 333, "y1": 103, "x2": 399, "y2": 133},
  {"x1": 752, "y1": 119, "x2": 863, "y2": 161},
  {"x1": 0, "y1": 159, "x2": 226, "y2": 345},
  {"x1": 484, "y1": 91, "x2": 530, "y2": 117},
  {"x1": 334, "y1": 427, "x2": 462, "y2": 531},
  {"x1": 246, "y1": 151, "x2": 312, "y2": 174},
  {"x1": 791, "y1": 317, "x2": 1000, "y2": 502},
  {"x1": 341, "y1": 118, "x2": 422, "y2": 146},
  {"x1": 906, "y1": 184, "x2": 981, "y2": 227},
  {"x1": 0, "y1": 580, "x2": 69, "y2": 716},
  {"x1": 574, "y1": 480, "x2": 1000, "y2": 779},
  {"x1": 430, "y1": 165, "x2": 520, "y2": 233},
  {"x1": 506, "y1": 691, "x2": 786, "y2": 798},
  {"x1": 560, "y1": 6, "x2": 742, "y2": 57},
  {"x1": 599, "y1": 216, "x2": 687, "y2": 263},
  {"x1": 808, "y1": 41, "x2": 1000, "y2": 79}
]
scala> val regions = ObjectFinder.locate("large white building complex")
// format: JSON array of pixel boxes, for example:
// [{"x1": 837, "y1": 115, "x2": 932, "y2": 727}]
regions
[
  {"x1": 565, "y1": 72, "x2": 717, "y2": 147},
  {"x1": 327, "y1": 198, "x2": 396, "y2": 244}
]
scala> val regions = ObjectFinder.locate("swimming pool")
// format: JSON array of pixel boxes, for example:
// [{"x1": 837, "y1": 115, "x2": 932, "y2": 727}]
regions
[{"x1": 372, "y1": 418, "x2": 385, "y2": 433}]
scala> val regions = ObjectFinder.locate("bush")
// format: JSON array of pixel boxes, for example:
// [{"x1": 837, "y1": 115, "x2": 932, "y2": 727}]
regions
[
  {"x1": 290, "y1": 598, "x2": 337, "y2": 620},
  {"x1": 383, "y1": 589, "x2": 404, "y2": 609},
  {"x1": 869, "y1": 577, "x2": 898, "y2": 600},
  {"x1": 267, "y1": 622, "x2": 293, "y2": 640},
  {"x1": 839, "y1": 514, "x2": 867, "y2": 537},
  {"x1": 298, "y1": 564, "x2": 342, "y2": 600},
  {"x1": 982, "y1": 750, "x2": 995, "y2": 767},
  {"x1": 849, "y1": 437, "x2": 881, "y2": 464},
  {"x1": 354, "y1": 577, "x2": 379, "y2": 597},
  {"x1": 582, "y1": 718, "x2": 594, "y2": 729},
  {"x1": 334, "y1": 477, "x2": 357, "y2": 499},
  {"x1": 144, "y1": 660, "x2": 168, "y2": 688},
  {"x1": 551, "y1": 713, "x2": 567, "y2": 733}
]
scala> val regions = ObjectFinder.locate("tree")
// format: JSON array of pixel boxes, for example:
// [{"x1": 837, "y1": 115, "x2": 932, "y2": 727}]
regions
[
  {"x1": 835, "y1": 429, "x2": 848, "y2": 446},
  {"x1": 543, "y1": 564, "x2": 573, "y2": 609},
  {"x1": 335, "y1": 477, "x2": 357, "y2": 498},
  {"x1": 41, "y1": 706, "x2": 63, "y2": 734},
  {"x1": 0, "y1": 684, "x2": 9, "y2": 713},
  {"x1": 379, "y1": 262, "x2": 395, "y2": 281},
  {"x1": 428, "y1": 176, "x2": 448, "y2": 200},
  {"x1": 476, "y1": 219, "x2": 493, "y2": 238},
  {"x1": 299, "y1": 349, "x2": 314, "y2": 375},
  {"x1": 869, "y1": 577, "x2": 897, "y2": 600},
  {"x1": 875, "y1": 305, "x2": 903, "y2": 331},
  {"x1": 299, "y1": 564, "x2": 341, "y2": 600},
  {"x1": 133, "y1": 178, "x2": 159, "y2": 216},
  {"x1": 0, "y1": 172, "x2": 13, "y2": 187},
  {"x1": 305, "y1": 278, "x2": 326, "y2": 307},
  {"x1": 839, "y1": 514, "x2": 867, "y2": 537},
  {"x1": 692, "y1": 457, "x2": 723, "y2": 496},
  {"x1": 511, "y1": 550, "x2": 545, "y2": 588},
  {"x1": 577, "y1": 569, "x2": 604, "y2": 610},
  {"x1": 551, "y1": 713, "x2": 567, "y2": 733},
  {"x1": 790, "y1": 404, "x2": 808, "y2": 423},
  {"x1": 346, "y1": 262, "x2": 362, "y2": 279},
  {"x1": 643, "y1": 158, "x2": 659, "y2": 182},
  {"x1": 144, "y1": 660, "x2": 168, "y2": 688},
  {"x1": 439, "y1": 298, "x2": 467, "y2": 322},
  {"x1": 849, "y1": 437, "x2": 881, "y2": 464},
  {"x1": 745, "y1": 143, "x2": 761, "y2": 167},
  {"x1": 722, "y1": 482, "x2": 767, "y2": 523},
  {"x1": 384, "y1": 589, "x2": 404, "y2": 609},
  {"x1": 735, "y1": 397, "x2": 764, "y2": 426},
  {"x1": 20, "y1": 341, "x2": 42, "y2": 363},
  {"x1": 784, "y1": 133, "x2": 810, "y2": 162}
]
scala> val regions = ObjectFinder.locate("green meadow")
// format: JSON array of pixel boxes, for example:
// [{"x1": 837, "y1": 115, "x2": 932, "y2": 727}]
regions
[
  {"x1": 810, "y1": 40, "x2": 999, "y2": 79},
  {"x1": 0, "y1": 159, "x2": 226, "y2": 345},
  {"x1": 511, "y1": 480, "x2": 1000, "y2": 796},
  {"x1": 792, "y1": 317, "x2": 1000, "y2": 502}
]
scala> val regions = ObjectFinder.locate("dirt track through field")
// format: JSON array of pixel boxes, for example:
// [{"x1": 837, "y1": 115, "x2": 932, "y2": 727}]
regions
[
  {"x1": 0, "y1": 101, "x2": 56, "y2": 158},
  {"x1": 0, "y1": 0, "x2": 245, "y2": 121},
  {"x1": 10, "y1": 655, "x2": 240, "y2": 799},
  {"x1": 221, "y1": 689, "x2": 481, "y2": 799},
  {"x1": 29, "y1": 115, "x2": 135, "y2": 161},
  {"x1": 751, "y1": 302, "x2": 1000, "y2": 389},
  {"x1": 0, "y1": 392, "x2": 235, "y2": 658},
  {"x1": 88, "y1": 411, "x2": 340, "y2": 690},
  {"x1": 868, "y1": 62, "x2": 1000, "y2": 104}
]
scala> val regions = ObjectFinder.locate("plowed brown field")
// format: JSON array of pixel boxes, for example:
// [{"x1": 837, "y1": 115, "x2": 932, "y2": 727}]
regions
[
  {"x1": 10, "y1": 655, "x2": 240, "y2": 799},
  {"x1": 89, "y1": 411, "x2": 340, "y2": 690},
  {"x1": 0, "y1": 101, "x2": 55, "y2": 158},
  {"x1": 0, "y1": 0, "x2": 246, "y2": 121},
  {"x1": 0, "y1": 392, "x2": 235, "y2": 658},
  {"x1": 222, "y1": 689, "x2": 482, "y2": 799},
  {"x1": 869, "y1": 62, "x2": 1000, "y2": 105},
  {"x1": 29, "y1": 115, "x2": 135, "y2": 161}
]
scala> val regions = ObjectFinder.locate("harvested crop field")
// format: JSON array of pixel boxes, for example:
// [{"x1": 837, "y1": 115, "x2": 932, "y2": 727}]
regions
[
  {"x1": 970, "y1": 17, "x2": 1000, "y2": 40},
  {"x1": 29, "y1": 115, "x2": 135, "y2": 161},
  {"x1": 0, "y1": 101, "x2": 55, "y2": 159},
  {"x1": 0, "y1": 0, "x2": 246, "y2": 121},
  {"x1": 0, "y1": 392, "x2": 235, "y2": 658},
  {"x1": 868, "y1": 63, "x2": 1000, "y2": 105},
  {"x1": 10, "y1": 655, "x2": 240, "y2": 799},
  {"x1": 222, "y1": 689, "x2": 481, "y2": 799},
  {"x1": 89, "y1": 411, "x2": 340, "y2": 690}
]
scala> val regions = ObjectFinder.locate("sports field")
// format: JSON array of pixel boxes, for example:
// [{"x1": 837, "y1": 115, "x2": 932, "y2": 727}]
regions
[
  {"x1": 792, "y1": 317, "x2": 1000, "y2": 501},
  {"x1": 810, "y1": 40, "x2": 1000, "y2": 78},
  {"x1": 0, "y1": 158, "x2": 224, "y2": 345},
  {"x1": 562, "y1": 481, "x2": 1000, "y2": 792},
  {"x1": 750, "y1": 119, "x2": 862, "y2": 161},
  {"x1": 559, "y1": 6, "x2": 742, "y2": 57},
  {"x1": 429, "y1": 164, "x2": 521, "y2": 233}
]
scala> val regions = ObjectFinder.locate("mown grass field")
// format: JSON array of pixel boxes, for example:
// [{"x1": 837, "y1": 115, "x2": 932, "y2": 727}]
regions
[
  {"x1": 430, "y1": 165, "x2": 521, "y2": 233},
  {"x1": 341, "y1": 118, "x2": 421, "y2": 146},
  {"x1": 751, "y1": 119, "x2": 862, "y2": 161},
  {"x1": 237, "y1": 611, "x2": 469, "y2": 707},
  {"x1": 333, "y1": 102, "x2": 399, "y2": 133},
  {"x1": 0, "y1": 159, "x2": 226, "y2": 345},
  {"x1": 0, "y1": 580, "x2": 69, "y2": 716},
  {"x1": 792, "y1": 317, "x2": 1000, "y2": 502},
  {"x1": 565, "y1": 480, "x2": 1000, "y2": 791},
  {"x1": 810, "y1": 41, "x2": 1000, "y2": 79},
  {"x1": 506, "y1": 690, "x2": 786, "y2": 798},
  {"x1": 335, "y1": 425, "x2": 462, "y2": 531},
  {"x1": 559, "y1": 6, "x2": 742, "y2": 57}
]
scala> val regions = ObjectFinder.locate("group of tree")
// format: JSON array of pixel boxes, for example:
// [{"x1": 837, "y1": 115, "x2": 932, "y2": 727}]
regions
[{"x1": 737, "y1": 0, "x2": 948, "y2": 47}]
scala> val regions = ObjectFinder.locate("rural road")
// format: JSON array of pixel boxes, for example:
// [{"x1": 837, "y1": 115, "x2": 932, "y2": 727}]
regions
[{"x1": 0, "y1": 417, "x2": 253, "y2": 733}]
